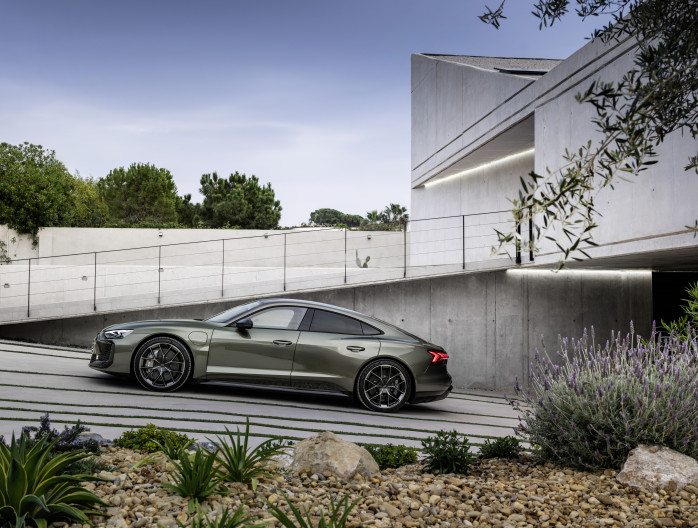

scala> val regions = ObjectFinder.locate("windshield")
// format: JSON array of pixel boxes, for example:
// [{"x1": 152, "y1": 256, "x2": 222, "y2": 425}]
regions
[{"x1": 206, "y1": 301, "x2": 261, "y2": 323}]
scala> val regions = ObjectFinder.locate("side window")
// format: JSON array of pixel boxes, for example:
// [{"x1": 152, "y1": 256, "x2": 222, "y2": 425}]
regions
[
  {"x1": 310, "y1": 310, "x2": 363, "y2": 335},
  {"x1": 361, "y1": 322, "x2": 382, "y2": 336},
  {"x1": 248, "y1": 307, "x2": 307, "y2": 330}
]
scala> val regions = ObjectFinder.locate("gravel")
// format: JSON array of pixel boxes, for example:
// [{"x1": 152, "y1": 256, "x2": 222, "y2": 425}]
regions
[{"x1": 56, "y1": 447, "x2": 698, "y2": 528}]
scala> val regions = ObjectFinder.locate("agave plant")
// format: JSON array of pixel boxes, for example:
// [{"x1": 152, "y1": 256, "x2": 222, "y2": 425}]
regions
[
  {"x1": 266, "y1": 493, "x2": 360, "y2": 528},
  {"x1": 0, "y1": 433, "x2": 106, "y2": 528},
  {"x1": 179, "y1": 502, "x2": 267, "y2": 528},
  {"x1": 161, "y1": 444, "x2": 227, "y2": 512},
  {"x1": 212, "y1": 418, "x2": 289, "y2": 490}
]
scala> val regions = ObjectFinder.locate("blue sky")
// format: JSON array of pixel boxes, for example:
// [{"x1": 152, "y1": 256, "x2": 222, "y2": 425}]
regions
[{"x1": 2, "y1": 1, "x2": 603, "y2": 226}]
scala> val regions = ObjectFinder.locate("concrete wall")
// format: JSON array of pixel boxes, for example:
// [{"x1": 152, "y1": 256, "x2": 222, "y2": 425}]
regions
[
  {"x1": 411, "y1": 36, "x2": 698, "y2": 268},
  {"x1": 0, "y1": 268, "x2": 652, "y2": 391}
]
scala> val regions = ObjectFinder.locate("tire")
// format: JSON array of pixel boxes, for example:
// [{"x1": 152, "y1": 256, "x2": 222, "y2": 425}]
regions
[
  {"x1": 356, "y1": 358, "x2": 411, "y2": 412},
  {"x1": 133, "y1": 337, "x2": 192, "y2": 392}
]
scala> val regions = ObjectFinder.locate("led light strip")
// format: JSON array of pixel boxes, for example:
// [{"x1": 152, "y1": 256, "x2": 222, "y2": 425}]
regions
[{"x1": 424, "y1": 148, "x2": 535, "y2": 188}]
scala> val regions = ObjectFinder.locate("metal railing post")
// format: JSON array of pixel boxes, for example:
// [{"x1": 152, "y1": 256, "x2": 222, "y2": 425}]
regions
[
  {"x1": 462, "y1": 215, "x2": 466, "y2": 270},
  {"x1": 516, "y1": 218, "x2": 522, "y2": 265},
  {"x1": 283, "y1": 233, "x2": 287, "y2": 291},
  {"x1": 158, "y1": 246, "x2": 162, "y2": 304},
  {"x1": 344, "y1": 229, "x2": 347, "y2": 284},
  {"x1": 403, "y1": 223, "x2": 407, "y2": 278},
  {"x1": 529, "y1": 208, "x2": 534, "y2": 262},
  {"x1": 27, "y1": 258, "x2": 31, "y2": 317},
  {"x1": 221, "y1": 239, "x2": 225, "y2": 297},
  {"x1": 93, "y1": 252, "x2": 97, "y2": 311}
]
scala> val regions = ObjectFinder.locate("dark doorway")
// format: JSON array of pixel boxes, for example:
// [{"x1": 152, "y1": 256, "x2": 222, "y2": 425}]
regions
[{"x1": 652, "y1": 272, "x2": 698, "y2": 326}]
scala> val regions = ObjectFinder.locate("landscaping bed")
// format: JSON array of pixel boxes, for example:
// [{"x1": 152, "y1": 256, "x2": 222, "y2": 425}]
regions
[{"x1": 71, "y1": 446, "x2": 698, "y2": 528}]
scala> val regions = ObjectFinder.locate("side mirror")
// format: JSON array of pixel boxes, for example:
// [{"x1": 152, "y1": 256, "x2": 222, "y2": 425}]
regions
[{"x1": 235, "y1": 318, "x2": 253, "y2": 330}]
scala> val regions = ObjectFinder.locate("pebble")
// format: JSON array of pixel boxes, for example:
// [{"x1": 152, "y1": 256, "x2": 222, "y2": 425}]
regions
[{"x1": 59, "y1": 446, "x2": 698, "y2": 528}]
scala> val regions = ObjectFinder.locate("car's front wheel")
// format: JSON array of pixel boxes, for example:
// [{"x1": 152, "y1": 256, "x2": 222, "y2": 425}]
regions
[
  {"x1": 356, "y1": 359, "x2": 411, "y2": 412},
  {"x1": 133, "y1": 337, "x2": 192, "y2": 392}
]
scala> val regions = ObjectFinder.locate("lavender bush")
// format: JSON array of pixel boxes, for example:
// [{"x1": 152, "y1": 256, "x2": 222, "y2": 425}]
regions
[{"x1": 511, "y1": 323, "x2": 698, "y2": 469}]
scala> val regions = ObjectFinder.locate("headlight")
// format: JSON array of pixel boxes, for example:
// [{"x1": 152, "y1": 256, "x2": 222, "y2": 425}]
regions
[{"x1": 103, "y1": 329, "x2": 134, "y2": 339}]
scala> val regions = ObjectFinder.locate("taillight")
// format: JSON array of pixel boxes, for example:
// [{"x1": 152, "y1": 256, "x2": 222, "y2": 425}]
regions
[{"x1": 428, "y1": 350, "x2": 449, "y2": 364}]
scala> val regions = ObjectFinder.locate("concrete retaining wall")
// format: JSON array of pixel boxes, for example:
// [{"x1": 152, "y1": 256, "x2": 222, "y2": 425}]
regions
[{"x1": 0, "y1": 268, "x2": 652, "y2": 391}]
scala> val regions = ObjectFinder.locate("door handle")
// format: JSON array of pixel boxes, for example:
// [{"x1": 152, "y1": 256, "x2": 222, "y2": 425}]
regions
[
  {"x1": 273, "y1": 340, "x2": 293, "y2": 346},
  {"x1": 347, "y1": 346, "x2": 365, "y2": 352}
]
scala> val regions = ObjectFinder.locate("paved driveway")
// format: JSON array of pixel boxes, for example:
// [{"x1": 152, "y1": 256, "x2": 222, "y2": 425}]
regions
[{"x1": 0, "y1": 339, "x2": 520, "y2": 449}]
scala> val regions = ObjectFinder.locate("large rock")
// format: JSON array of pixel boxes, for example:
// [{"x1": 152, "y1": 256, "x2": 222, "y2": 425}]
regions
[
  {"x1": 617, "y1": 445, "x2": 698, "y2": 492},
  {"x1": 291, "y1": 431, "x2": 379, "y2": 480}
]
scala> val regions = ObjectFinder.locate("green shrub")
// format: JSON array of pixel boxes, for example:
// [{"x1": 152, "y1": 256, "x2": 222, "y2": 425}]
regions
[
  {"x1": 266, "y1": 493, "x2": 360, "y2": 528},
  {"x1": 421, "y1": 430, "x2": 477, "y2": 475},
  {"x1": 0, "y1": 434, "x2": 107, "y2": 527},
  {"x1": 162, "y1": 444, "x2": 227, "y2": 512},
  {"x1": 478, "y1": 436, "x2": 521, "y2": 460},
  {"x1": 212, "y1": 418, "x2": 289, "y2": 489},
  {"x1": 114, "y1": 423, "x2": 193, "y2": 453},
  {"x1": 512, "y1": 324, "x2": 698, "y2": 469},
  {"x1": 180, "y1": 503, "x2": 266, "y2": 528},
  {"x1": 21, "y1": 413, "x2": 100, "y2": 454},
  {"x1": 362, "y1": 443, "x2": 418, "y2": 470}
]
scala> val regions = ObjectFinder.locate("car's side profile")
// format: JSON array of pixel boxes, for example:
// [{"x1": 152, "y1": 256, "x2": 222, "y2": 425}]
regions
[{"x1": 89, "y1": 299, "x2": 452, "y2": 412}]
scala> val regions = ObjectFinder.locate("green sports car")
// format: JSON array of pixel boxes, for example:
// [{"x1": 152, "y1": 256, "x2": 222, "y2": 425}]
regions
[{"x1": 89, "y1": 298, "x2": 452, "y2": 412}]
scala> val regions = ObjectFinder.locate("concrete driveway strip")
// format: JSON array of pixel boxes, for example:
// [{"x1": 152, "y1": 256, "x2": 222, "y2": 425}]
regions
[{"x1": 0, "y1": 341, "x2": 521, "y2": 449}]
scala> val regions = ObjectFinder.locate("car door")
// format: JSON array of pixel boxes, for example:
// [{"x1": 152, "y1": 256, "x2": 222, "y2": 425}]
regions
[
  {"x1": 291, "y1": 309, "x2": 381, "y2": 394},
  {"x1": 207, "y1": 306, "x2": 307, "y2": 385}
]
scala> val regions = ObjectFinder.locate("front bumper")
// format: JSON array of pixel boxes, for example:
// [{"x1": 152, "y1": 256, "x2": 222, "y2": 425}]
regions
[{"x1": 89, "y1": 339, "x2": 115, "y2": 369}]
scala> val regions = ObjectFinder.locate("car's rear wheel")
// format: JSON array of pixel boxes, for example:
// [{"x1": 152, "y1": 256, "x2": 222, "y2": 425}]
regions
[
  {"x1": 356, "y1": 359, "x2": 411, "y2": 412},
  {"x1": 133, "y1": 337, "x2": 192, "y2": 392}
]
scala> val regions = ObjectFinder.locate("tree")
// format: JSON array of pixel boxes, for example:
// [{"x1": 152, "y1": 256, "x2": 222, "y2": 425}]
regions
[
  {"x1": 97, "y1": 163, "x2": 179, "y2": 225},
  {"x1": 176, "y1": 193, "x2": 200, "y2": 228},
  {"x1": 0, "y1": 142, "x2": 107, "y2": 239},
  {"x1": 309, "y1": 208, "x2": 364, "y2": 227},
  {"x1": 365, "y1": 210, "x2": 382, "y2": 225},
  {"x1": 199, "y1": 172, "x2": 281, "y2": 229},
  {"x1": 480, "y1": 0, "x2": 698, "y2": 265},
  {"x1": 381, "y1": 203, "x2": 409, "y2": 226}
]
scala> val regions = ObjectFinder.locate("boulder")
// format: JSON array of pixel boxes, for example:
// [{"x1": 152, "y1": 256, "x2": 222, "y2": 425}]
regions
[
  {"x1": 617, "y1": 445, "x2": 698, "y2": 492},
  {"x1": 291, "y1": 431, "x2": 379, "y2": 480}
]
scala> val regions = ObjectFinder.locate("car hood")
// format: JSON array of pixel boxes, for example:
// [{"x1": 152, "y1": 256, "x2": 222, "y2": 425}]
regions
[{"x1": 103, "y1": 319, "x2": 222, "y2": 332}]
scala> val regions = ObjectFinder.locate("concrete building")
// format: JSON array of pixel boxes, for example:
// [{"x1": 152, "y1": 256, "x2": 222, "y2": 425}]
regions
[{"x1": 407, "y1": 34, "x2": 698, "y2": 388}]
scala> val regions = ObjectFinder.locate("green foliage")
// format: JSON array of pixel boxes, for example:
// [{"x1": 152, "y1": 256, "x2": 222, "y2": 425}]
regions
[
  {"x1": 176, "y1": 193, "x2": 201, "y2": 228},
  {"x1": 212, "y1": 418, "x2": 289, "y2": 489},
  {"x1": 483, "y1": 0, "x2": 698, "y2": 266},
  {"x1": 478, "y1": 436, "x2": 521, "y2": 460},
  {"x1": 156, "y1": 434, "x2": 195, "y2": 461},
  {"x1": 114, "y1": 423, "x2": 193, "y2": 453},
  {"x1": 97, "y1": 163, "x2": 179, "y2": 225},
  {"x1": 199, "y1": 171, "x2": 281, "y2": 229},
  {"x1": 162, "y1": 444, "x2": 227, "y2": 511},
  {"x1": 513, "y1": 325, "x2": 698, "y2": 469},
  {"x1": 0, "y1": 142, "x2": 107, "y2": 238},
  {"x1": 180, "y1": 503, "x2": 266, "y2": 528},
  {"x1": 0, "y1": 434, "x2": 107, "y2": 528},
  {"x1": 309, "y1": 208, "x2": 364, "y2": 228},
  {"x1": 660, "y1": 281, "x2": 698, "y2": 339},
  {"x1": 266, "y1": 493, "x2": 360, "y2": 528},
  {"x1": 361, "y1": 443, "x2": 418, "y2": 470},
  {"x1": 421, "y1": 430, "x2": 477, "y2": 475}
]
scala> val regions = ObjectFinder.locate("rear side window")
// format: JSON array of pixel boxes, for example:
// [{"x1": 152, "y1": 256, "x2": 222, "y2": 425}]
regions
[
  {"x1": 310, "y1": 310, "x2": 363, "y2": 335},
  {"x1": 361, "y1": 322, "x2": 382, "y2": 336}
]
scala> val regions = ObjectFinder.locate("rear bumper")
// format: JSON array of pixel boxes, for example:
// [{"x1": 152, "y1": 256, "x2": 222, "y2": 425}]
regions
[{"x1": 412, "y1": 384, "x2": 452, "y2": 404}]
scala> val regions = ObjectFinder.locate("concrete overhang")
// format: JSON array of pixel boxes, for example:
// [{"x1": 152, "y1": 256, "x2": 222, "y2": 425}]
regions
[{"x1": 420, "y1": 115, "x2": 534, "y2": 188}]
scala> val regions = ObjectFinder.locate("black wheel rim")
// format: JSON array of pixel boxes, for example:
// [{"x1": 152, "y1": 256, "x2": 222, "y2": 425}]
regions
[
  {"x1": 138, "y1": 342, "x2": 186, "y2": 389},
  {"x1": 363, "y1": 363, "x2": 407, "y2": 409}
]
